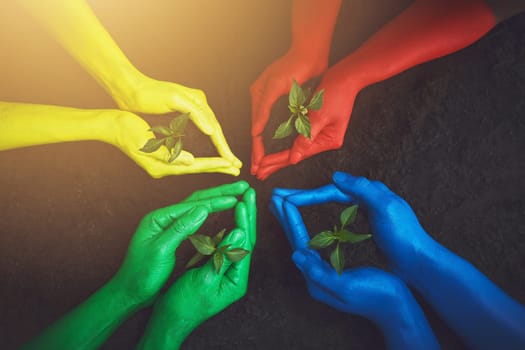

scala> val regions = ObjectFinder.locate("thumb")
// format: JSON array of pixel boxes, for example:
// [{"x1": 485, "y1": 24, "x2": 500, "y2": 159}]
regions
[
  {"x1": 292, "y1": 250, "x2": 339, "y2": 292},
  {"x1": 157, "y1": 206, "x2": 208, "y2": 252}
]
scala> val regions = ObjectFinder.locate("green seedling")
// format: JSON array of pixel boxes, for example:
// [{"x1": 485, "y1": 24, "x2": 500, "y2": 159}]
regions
[
  {"x1": 308, "y1": 205, "x2": 371, "y2": 274},
  {"x1": 273, "y1": 80, "x2": 324, "y2": 139},
  {"x1": 186, "y1": 228, "x2": 250, "y2": 273},
  {"x1": 140, "y1": 113, "x2": 190, "y2": 162}
]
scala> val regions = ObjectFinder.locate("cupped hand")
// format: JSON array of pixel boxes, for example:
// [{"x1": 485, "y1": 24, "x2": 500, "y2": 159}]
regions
[
  {"x1": 112, "y1": 194, "x2": 239, "y2": 307},
  {"x1": 256, "y1": 68, "x2": 358, "y2": 180},
  {"x1": 250, "y1": 50, "x2": 328, "y2": 175},
  {"x1": 292, "y1": 249, "x2": 408, "y2": 320},
  {"x1": 331, "y1": 172, "x2": 435, "y2": 276},
  {"x1": 110, "y1": 111, "x2": 240, "y2": 177},
  {"x1": 158, "y1": 227, "x2": 253, "y2": 331},
  {"x1": 115, "y1": 75, "x2": 242, "y2": 170},
  {"x1": 138, "y1": 192, "x2": 256, "y2": 349}
]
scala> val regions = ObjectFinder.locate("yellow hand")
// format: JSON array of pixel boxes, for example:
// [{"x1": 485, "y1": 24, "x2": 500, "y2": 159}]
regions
[
  {"x1": 117, "y1": 76, "x2": 242, "y2": 169},
  {"x1": 112, "y1": 111, "x2": 241, "y2": 177},
  {"x1": 18, "y1": 0, "x2": 242, "y2": 170},
  {"x1": 0, "y1": 102, "x2": 240, "y2": 177}
]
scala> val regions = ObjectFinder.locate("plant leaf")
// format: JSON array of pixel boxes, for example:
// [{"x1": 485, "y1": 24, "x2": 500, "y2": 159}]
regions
[
  {"x1": 307, "y1": 89, "x2": 325, "y2": 110},
  {"x1": 295, "y1": 114, "x2": 311, "y2": 139},
  {"x1": 169, "y1": 113, "x2": 190, "y2": 134},
  {"x1": 217, "y1": 244, "x2": 232, "y2": 253},
  {"x1": 340, "y1": 205, "x2": 358, "y2": 228},
  {"x1": 213, "y1": 228, "x2": 226, "y2": 245},
  {"x1": 330, "y1": 244, "x2": 345, "y2": 275},
  {"x1": 189, "y1": 234, "x2": 216, "y2": 255},
  {"x1": 213, "y1": 251, "x2": 224, "y2": 273},
  {"x1": 140, "y1": 138, "x2": 165, "y2": 153},
  {"x1": 308, "y1": 231, "x2": 336, "y2": 249},
  {"x1": 338, "y1": 229, "x2": 372, "y2": 244},
  {"x1": 168, "y1": 138, "x2": 183, "y2": 162},
  {"x1": 273, "y1": 116, "x2": 294, "y2": 139},
  {"x1": 165, "y1": 136, "x2": 176, "y2": 151},
  {"x1": 289, "y1": 80, "x2": 306, "y2": 107},
  {"x1": 185, "y1": 252, "x2": 206, "y2": 268},
  {"x1": 149, "y1": 126, "x2": 173, "y2": 136},
  {"x1": 225, "y1": 248, "x2": 250, "y2": 262}
]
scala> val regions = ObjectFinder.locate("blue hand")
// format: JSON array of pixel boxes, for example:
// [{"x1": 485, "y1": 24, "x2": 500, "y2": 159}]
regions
[
  {"x1": 292, "y1": 250, "x2": 440, "y2": 350},
  {"x1": 332, "y1": 171, "x2": 434, "y2": 277},
  {"x1": 270, "y1": 185, "x2": 440, "y2": 350},
  {"x1": 332, "y1": 171, "x2": 525, "y2": 350}
]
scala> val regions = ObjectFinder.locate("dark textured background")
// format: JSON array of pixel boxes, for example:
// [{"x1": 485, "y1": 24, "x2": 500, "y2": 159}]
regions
[{"x1": 1, "y1": 1, "x2": 524, "y2": 349}]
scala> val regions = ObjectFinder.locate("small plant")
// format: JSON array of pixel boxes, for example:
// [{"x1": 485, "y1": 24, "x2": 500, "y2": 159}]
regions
[
  {"x1": 273, "y1": 80, "x2": 324, "y2": 140},
  {"x1": 308, "y1": 205, "x2": 371, "y2": 274},
  {"x1": 140, "y1": 113, "x2": 190, "y2": 162},
  {"x1": 186, "y1": 228, "x2": 250, "y2": 273}
]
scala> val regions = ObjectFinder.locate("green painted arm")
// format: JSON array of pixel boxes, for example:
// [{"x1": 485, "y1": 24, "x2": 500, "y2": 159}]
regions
[{"x1": 21, "y1": 183, "x2": 247, "y2": 349}]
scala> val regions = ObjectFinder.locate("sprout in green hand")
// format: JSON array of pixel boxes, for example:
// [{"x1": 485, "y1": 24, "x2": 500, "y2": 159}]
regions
[
  {"x1": 308, "y1": 205, "x2": 371, "y2": 274},
  {"x1": 140, "y1": 113, "x2": 189, "y2": 162},
  {"x1": 273, "y1": 80, "x2": 324, "y2": 139},
  {"x1": 186, "y1": 228, "x2": 250, "y2": 273}
]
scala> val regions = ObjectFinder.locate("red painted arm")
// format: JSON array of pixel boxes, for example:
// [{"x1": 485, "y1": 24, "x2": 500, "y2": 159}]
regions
[{"x1": 256, "y1": 0, "x2": 496, "y2": 180}]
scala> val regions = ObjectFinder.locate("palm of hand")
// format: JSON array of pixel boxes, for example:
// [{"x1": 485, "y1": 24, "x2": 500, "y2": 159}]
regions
[{"x1": 254, "y1": 71, "x2": 357, "y2": 180}]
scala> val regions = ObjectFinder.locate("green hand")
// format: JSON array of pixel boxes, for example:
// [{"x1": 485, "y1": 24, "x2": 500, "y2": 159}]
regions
[
  {"x1": 181, "y1": 180, "x2": 249, "y2": 203},
  {"x1": 137, "y1": 188, "x2": 256, "y2": 349},
  {"x1": 113, "y1": 195, "x2": 238, "y2": 307}
]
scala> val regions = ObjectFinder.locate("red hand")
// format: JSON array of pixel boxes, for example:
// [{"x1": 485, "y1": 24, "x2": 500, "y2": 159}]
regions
[{"x1": 256, "y1": 0, "x2": 495, "y2": 180}]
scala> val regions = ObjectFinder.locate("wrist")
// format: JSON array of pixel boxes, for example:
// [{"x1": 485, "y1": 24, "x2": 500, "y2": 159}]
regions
[
  {"x1": 104, "y1": 276, "x2": 146, "y2": 313},
  {"x1": 373, "y1": 278, "x2": 439, "y2": 349},
  {"x1": 285, "y1": 46, "x2": 329, "y2": 78},
  {"x1": 138, "y1": 297, "x2": 197, "y2": 350}
]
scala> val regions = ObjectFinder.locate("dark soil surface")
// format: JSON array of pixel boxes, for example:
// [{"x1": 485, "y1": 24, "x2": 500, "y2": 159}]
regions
[{"x1": 1, "y1": 1, "x2": 524, "y2": 349}]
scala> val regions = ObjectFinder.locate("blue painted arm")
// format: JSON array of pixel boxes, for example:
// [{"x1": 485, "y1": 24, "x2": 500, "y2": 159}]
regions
[{"x1": 332, "y1": 171, "x2": 525, "y2": 350}]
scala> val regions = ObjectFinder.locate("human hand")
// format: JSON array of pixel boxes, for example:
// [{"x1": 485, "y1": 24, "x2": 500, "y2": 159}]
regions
[
  {"x1": 270, "y1": 187, "x2": 439, "y2": 349},
  {"x1": 255, "y1": 68, "x2": 358, "y2": 180},
  {"x1": 137, "y1": 189, "x2": 256, "y2": 349},
  {"x1": 117, "y1": 76, "x2": 242, "y2": 170},
  {"x1": 110, "y1": 111, "x2": 240, "y2": 177},
  {"x1": 331, "y1": 172, "x2": 435, "y2": 278},
  {"x1": 250, "y1": 50, "x2": 328, "y2": 175},
  {"x1": 112, "y1": 193, "x2": 240, "y2": 308}
]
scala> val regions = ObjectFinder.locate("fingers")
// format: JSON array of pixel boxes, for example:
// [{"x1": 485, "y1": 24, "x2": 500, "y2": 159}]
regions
[
  {"x1": 215, "y1": 228, "x2": 249, "y2": 276},
  {"x1": 221, "y1": 229, "x2": 252, "y2": 289},
  {"x1": 183, "y1": 181, "x2": 249, "y2": 203},
  {"x1": 282, "y1": 200, "x2": 311, "y2": 250},
  {"x1": 292, "y1": 250, "x2": 339, "y2": 292},
  {"x1": 285, "y1": 184, "x2": 352, "y2": 207},
  {"x1": 237, "y1": 188, "x2": 257, "y2": 245},
  {"x1": 172, "y1": 157, "x2": 241, "y2": 176},
  {"x1": 272, "y1": 188, "x2": 304, "y2": 198},
  {"x1": 289, "y1": 127, "x2": 343, "y2": 165},
  {"x1": 209, "y1": 127, "x2": 243, "y2": 168},
  {"x1": 256, "y1": 161, "x2": 289, "y2": 180},
  {"x1": 269, "y1": 194, "x2": 295, "y2": 247},
  {"x1": 251, "y1": 135, "x2": 265, "y2": 175},
  {"x1": 259, "y1": 150, "x2": 290, "y2": 168},
  {"x1": 155, "y1": 206, "x2": 208, "y2": 252},
  {"x1": 332, "y1": 172, "x2": 390, "y2": 208},
  {"x1": 150, "y1": 196, "x2": 238, "y2": 230},
  {"x1": 251, "y1": 77, "x2": 284, "y2": 136}
]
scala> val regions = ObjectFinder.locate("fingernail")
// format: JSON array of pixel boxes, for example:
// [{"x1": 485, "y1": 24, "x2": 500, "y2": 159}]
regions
[
  {"x1": 233, "y1": 158, "x2": 243, "y2": 168},
  {"x1": 289, "y1": 152, "x2": 301, "y2": 164}
]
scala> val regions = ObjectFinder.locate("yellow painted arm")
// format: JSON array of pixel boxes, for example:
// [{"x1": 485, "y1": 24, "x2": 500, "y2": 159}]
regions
[
  {"x1": 18, "y1": 0, "x2": 241, "y2": 168},
  {"x1": 18, "y1": 0, "x2": 141, "y2": 108},
  {"x1": 0, "y1": 102, "x2": 239, "y2": 177}
]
